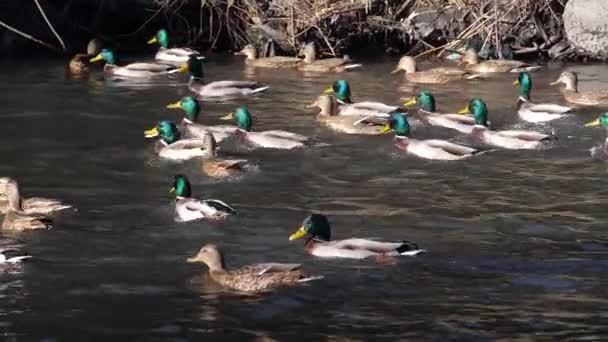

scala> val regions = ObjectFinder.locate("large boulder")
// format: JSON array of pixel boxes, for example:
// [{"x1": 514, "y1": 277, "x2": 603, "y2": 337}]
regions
[{"x1": 563, "y1": 0, "x2": 608, "y2": 58}]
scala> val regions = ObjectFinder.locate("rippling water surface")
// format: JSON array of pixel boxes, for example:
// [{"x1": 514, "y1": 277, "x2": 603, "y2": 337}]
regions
[{"x1": 0, "y1": 55, "x2": 607, "y2": 340}]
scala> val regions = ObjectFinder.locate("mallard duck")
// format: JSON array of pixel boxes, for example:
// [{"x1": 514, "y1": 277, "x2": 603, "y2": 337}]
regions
[
  {"x1": 166, "y1": 96, "x2": 236, "y2": 143},
  {"x1": 391, "y1": 56, "x2": 480, "y2": 84},
  {"x1": 220, "y1": 107, "x2": 310, "y2": 149},
  {"x1": 460, "y1": 48, "x2": 541, "y2": 73},
  {"x1": 458, "y1": 98, "x2": 551, "y2": 149},
  {"x1": 307, "y1": 94, "x2": 388, "y2": 134},
  {"x1": 323, "y1": 80, "x2": 400, "y2": 116},
  {"x1": 235, "y1": 44, "x2": 302, "y2": 68},
  {"x1": 550, "y1": 71, "x2": 608, "y2": 106},
  {"x1": 381, "y1": 113, "x2": 479, "y2": 160},
  {"x1": 584, "y1": 113, "x2": 608, "y2": 160},
  {"x1": 289, "y1": 214, "x2": 424, "y2": 259},
  {"x1": 403, "y1": 91, "x2": 478, "y2": 133},
  {"x1": 147, "y1": 29, "x2": 200, "y2": 63},
  {"x1": 1, "y1": 180, "x2": 52, "y2": 231},
  {"x1": 171, "y1": 175, "x2": 236, "y2": 223},
  {"x1": 177, "y1": 54, "x2": 269, "y2": 98},
  {"x1": 0, "y1": 178, "x2": 71, "y2": 215},
  {"x1": 144, "y1": 120, "x2": 214, "y2": 160},
  {"x1": 187, "y1": 244, "x2": 322, "y2": 292},
  {"x1": 298, "y1": 43, "x2": 362, "y2": 72},
  {"x1": 89, "y1": 48, "x2": 178, "y2": 78},
  {"x1": 513, "y1": 72, "x2": 572, "y2": 123},
  {"x1": 68, "y1": 38, "x2": 102, "y2": 74},
  {"x1": 198, "y1": 131, "x2": 249, "y2": 178}
]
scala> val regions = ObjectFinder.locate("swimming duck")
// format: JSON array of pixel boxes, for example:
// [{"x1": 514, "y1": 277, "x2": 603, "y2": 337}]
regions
[
  {"x1": 514, "y1": 72, "x2": 572, "y2": 123},
  {"x1": 307, "y1": 94, "x2": 387, "y2": 134},
  {"x1": 458, "y1": 98, "x2": 551, "y2": 149},
  {"x1": 0, "y1": 178, "x2": 71, "y2": 215},
  {"x1": 323, "y1": 80, "x2": 400, "y2": 116},
  {"x1": 147, "y1": 29, "x2": 200, "y2": 63},
  {"x1": 460, "y1": 48, "x2": 541, "y2": 73},
  {"x1": 289, "y1": 214, "x2": 424, "y2": 259},
  {"x1": 68, "y1": 38, "x2": 102, "y2": 74},
  {"x1": 550, "y1": 71, "x2": 608, "y2": 106},
  {"x1": 144, "y1": 120, "x2": 214, "y2": 160},
  {"x1": 381, "y1": 113, "x2": 479, "y2": 160},
  {"x1": 220, "y1": 107, "x2": 311, "y2": 149},
  {"x1": 171, "y1": 175, "x2": 236, "y2": 223},
  {"x1": 198, "y1": 131, "x2": 249, "y2": 178},
  {"x1": 391, "y1": 56, "x2": 480, "y2": 84},
  {"x1": 403, "y1": 91, "x2": 478, "y2": 133},
  {"x1": 2, "y1": 180, "x2": 52, "y2": 231},
  {"x1": 178, "y1": 54, "x2": 269, "y2": 98},
  {"x1": 235, "y1": 44, "x2": 302, "y2": 68},
  {"x1": 298, "y1": 43, "x2": 362, "y2": 72},
  {"x1": 187, "y1": 244, "x2": 322, "y2": 292},
  {"x1": 89, "y1": 48, "x2": 177, "y2": 78},
  {"x1": 166, "y1": 96, "x2": 236, "y2": 143},
  {"x1": 584, "y1": 113, "x2": 608, "y2": 160}
]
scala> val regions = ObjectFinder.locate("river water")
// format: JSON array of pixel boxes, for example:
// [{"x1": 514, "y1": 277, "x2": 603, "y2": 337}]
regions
[{"x1": 0, "y1": 55, "x2": 607, "y2": 340}]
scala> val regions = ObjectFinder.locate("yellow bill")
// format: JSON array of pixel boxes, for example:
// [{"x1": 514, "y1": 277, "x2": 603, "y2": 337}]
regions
[
  {"x1": 166, "y1": 101, "x2": 181, "y2": 109},
  {"x1": 380, "y1": 124, "x2": 392, "y2": 133},
  {"x1": 513, "y1": 79, "x2": 520, "y2": 86},
  {"x1": 457, "y1": 107, "x2": 470, "y2": 115},
  {"x1": 147, "y1": 36, "x2": 158, "y2": 45},
  {"x1": 585, "y1": 118, "x2": 600, "y2": 127},
  {"x1": 289, "y1": 227, "x2": 307, "y2": 241},
  {"x1": 403, "y1": 98, "x2": 417, "y2": 107},
  {"x1": 90, "y1": 54, "x2": 103, "y2": 63},
  {"x1": 220, "y1": 112, "x2": 234, "y2": 120},
  {"x1": 323, "y1": 86, "x2": 334, "y2": 94},
  {"x1": 175, "y1": 64, "x2": 189, "y2": 73},
  {"x1": 170, "y1": 187, "x2": 176, "y2": 193},
  {"x1": 144, "y1": 127, "x2": 159, "y2": 138}
]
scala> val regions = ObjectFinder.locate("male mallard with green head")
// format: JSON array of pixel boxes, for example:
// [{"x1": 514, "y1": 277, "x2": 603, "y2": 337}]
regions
[
  {"x1": 187, "y1": 244, "x2": 322, "y2": 292},
  {"x1": 514, "y1": 72, "x2": 571, "y2": 123},
  {"x1": 144, "y1": 120, "x2": 214, "y2": 160},
  {"x1": 584, "y1": 113, "x2": 608, "y2": 161},
  {"x1": 89, "y1": 48, "x2": 178, "y2": 78},
  {"x1": 166, "y1": 96, "x2": 235, "y2": 143},
  {"x1": 147, "y1": 29, "x2": 200, "y2": 63},
  {"x1": 171, "y1": 175, "x2": 236, "y2": 223},
  {"x1": 323, "y1": 80, "x2": 400, "y2": 116},
  {"x1": 306, "y1": 94, "x2": 388, "y2": 135},
  {"x1": 289, "y1": 214, "x2": 424, "y2": 259},
  {"x1": 403, "y1": 91, "x2": 478, "y2": 133}
]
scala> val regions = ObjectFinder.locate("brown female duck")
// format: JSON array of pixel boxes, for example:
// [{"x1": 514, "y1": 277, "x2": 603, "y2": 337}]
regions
[
  {"x1": 298, "y1": 43, "x2": 362, "y2": 72},
  {"x1": 236, "y1": 45, "x2": 302, "y2": 68},
  {"x1": 551, "y1": 71, "x2": 608, "y2": 106},
  {"x1": 391, "y1": 56, "x2": 479, "y2": 84}
]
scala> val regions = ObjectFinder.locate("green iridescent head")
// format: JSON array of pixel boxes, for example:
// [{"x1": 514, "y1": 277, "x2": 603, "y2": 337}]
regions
[
  {"x1": 289, "y1": 214, "x2": 331, "y2": 242},
  {"x1": 383, "y1": 112, "x2": 411, "y2": 136},
  {"x1": 221, "y1": 107, "x2": 253, "y2": 131},
  {"x1": 462, "y1": 98, "x2": 488, "y2": 127},
  {"x1": 515, "y1": 72, "x2": 532, "y2": 100},
  {"x1": 148, "y1": 29, "x2": 169, "y2": 48},
  {"x1": 171, "y1": 174, "x2": 192, "y2": 198},
  {"x1": 585, "y1": 113, "x2": 608, "y2": 128},
  {"x1": 166, "y1": 96, "x2": 199, "y2": 122},
  {"x1": 90, "y1": 48, "x2": 116, "y2": 65},
  {"x1": 414, "y1": 91, "x2": 435, "y2": 112},
  {"x1": 187, "y1": 54, "x2": 205, "y2": 78},
  {"x1": 144, "y1": 120, "x2": 180, "y2": 144},
  {"x1": 325, "y1": 80, "x2": 352, "y2": 103}
]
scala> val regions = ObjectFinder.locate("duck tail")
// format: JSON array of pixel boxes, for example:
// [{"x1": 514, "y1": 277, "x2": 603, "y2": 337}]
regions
[
  {"x1": 250, "y1": 85, "x2": 270, "y2": 94},
  {"x1": 396, "y1": 241, "x2": 425, "y2": 256},
  {"x1": 297, "y1": 275, "x2": 324, "y2": 283},
  {"x1": 343, "y1": 64, "x2": 363, "y2": 71}
]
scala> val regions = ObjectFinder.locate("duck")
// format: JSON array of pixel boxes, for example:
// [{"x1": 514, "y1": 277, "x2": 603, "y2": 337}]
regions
[
  {"x1": 177, "y1": 54, "x2": 269, "y2": 98},
  {"x1": 144, "y1": 120, "x2": 214, "y2": 160},
  {"x1": 220, "y1": 107, "x2": 311, "y2": 149},
  {"x1": 403, "y1": 91, "x2": 478, "y2": 133},
  {"x1": 89, "y1": 48, "x2": 178, "y2": 78},
  {"x1": 147, "y1": 29, "x2": 200, "y2": 63},
  {"x1": 323, "y1": 80, "x2": 400, "y2": 116},
  {"x1": 307, "y1": 94, "x2": 388, "y2": 134},
  {"x1": 2, "y1": 180, "x2": 52, "y2": 231},
  {"x1": 459, "y1": 48, "x2": 541, "y2": 73},
  {"x1": 513, "y1": 72, "x2": 572, "y2": 123},
  {"x1": 170, "y1": 175, "x2": 236, "y2": 223},
  {"x1": 68, "y1": 38, "x2": 102, "y2": 74},
  {"x1": 457, "y1": 98, "x2": 552, "y2": 149},
  {"x1": 187, "y1": 244, "x2": 322, "y2": 292},
  {"x1": 199, "y1": 131, "x2": 249, "y2": 178},
  {"x1": 289, "y1": 214, "x2": 424, "y2": 259},
  {"x1": 584, "y1": 113, "x2": 608, "y2": 161},
  {"x1": 166, "y1": 96, "x2": 236, "y2": 143},
  {"x1": 235, "y1": 44, "x2": 302, "y2": 68},
  {"x1": 0, "y1": 178, "x2": 71, "y2": 215},
  {"x1": 550, "y1": 71, "x2": 608, "y2": 106},
  {"x1": 381, "y1": 113, "x2": 480, "y2": 160},
  {"x1": 391, "y1": 56, "x2": 480, "y2": 84},
  {"x1": 297, "y1": 43, "x2": 362, "y2": 72}
]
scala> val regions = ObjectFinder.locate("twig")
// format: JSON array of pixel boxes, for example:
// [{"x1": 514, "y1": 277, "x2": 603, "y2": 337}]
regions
[
  {"x1": 33, "y1": 0, "x2": 66, "y2": 51},
  {"x1": 0, "y1": 19, "x2": 58, "y2": 51},
  {"x1": 494, "y1": 0, "x2": 501, "y2": 58}
]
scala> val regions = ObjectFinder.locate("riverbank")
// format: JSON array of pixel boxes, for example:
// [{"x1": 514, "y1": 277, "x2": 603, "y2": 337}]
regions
[{"x1": 0, "y1": 0, "x2": 604, "y2": 61}]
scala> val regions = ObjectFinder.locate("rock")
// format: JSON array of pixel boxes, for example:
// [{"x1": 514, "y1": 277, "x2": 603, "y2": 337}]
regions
[{"x1": 563, "y1": 0, "x2": 608, "y2": 59}]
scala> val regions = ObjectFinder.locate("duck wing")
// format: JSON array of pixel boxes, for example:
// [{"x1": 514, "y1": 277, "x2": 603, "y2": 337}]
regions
[
  {"x1": 202, "y1": 199, "x2": 237, "y2": 215},
  {"x1": 496, "y1": 130, "x2": 549, "y2": 141},
  {"x1": 21, "y1": 197, "x2": 71, "y2": 215},
  {"x1": 424, "y1": 139, "x2": 478, "y2": 155},
  {"x1": 246, "y1": 132, "x2": 304, "y2": 149},
  {"x1": 124, "y1": 62, "x2": 174, "y2": 72},
  {"x1": 312, "y1": 239, "x2": 423, "y2": 259},
  {"x1": 242, "y1": 263, "x2": 302, "y2": 275},
  {"x1": 261, "y1": 130, "x2": 309, "y2": 142},
  {"x1": 526, "y1": 102, "x2": 572, "y2": 114}
]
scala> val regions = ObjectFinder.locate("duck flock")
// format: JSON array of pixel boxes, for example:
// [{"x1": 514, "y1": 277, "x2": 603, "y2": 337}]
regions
[{"x1": 3, "y1": 28, "x2": 608, "y2": 292}]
